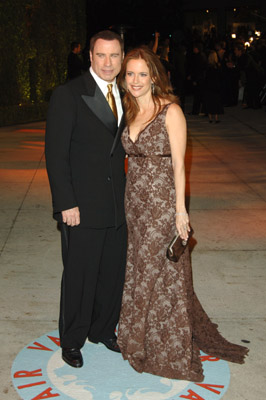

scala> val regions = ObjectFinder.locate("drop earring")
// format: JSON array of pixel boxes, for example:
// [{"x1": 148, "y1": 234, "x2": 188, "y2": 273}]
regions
[{"x1": 151, "y1": 82, "x2": 155, "y2": 94}]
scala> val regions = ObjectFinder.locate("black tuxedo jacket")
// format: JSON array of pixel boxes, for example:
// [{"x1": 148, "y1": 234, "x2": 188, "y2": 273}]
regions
[{"x1": 45, "y1": 71, "x2": 126, "y2": 228}]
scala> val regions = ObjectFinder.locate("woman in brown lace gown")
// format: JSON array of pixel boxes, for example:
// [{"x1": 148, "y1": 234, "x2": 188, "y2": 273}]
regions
[{"x1": 117, "y1": 47, "x2": 248, "y2": 382}]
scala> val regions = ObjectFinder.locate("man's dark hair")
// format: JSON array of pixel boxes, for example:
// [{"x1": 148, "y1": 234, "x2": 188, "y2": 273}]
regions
[
  {"x1": 90, "y1": 30, "x2": 124, "y2": 54},
  {"x1": 71, "y1": 41, "x2": 80, "y2": 51}
]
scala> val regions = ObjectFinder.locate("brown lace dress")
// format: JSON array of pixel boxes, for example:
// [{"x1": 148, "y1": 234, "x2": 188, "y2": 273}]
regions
[{"x1": 117, "y1": 103, "x2": 248, "y2": 382}]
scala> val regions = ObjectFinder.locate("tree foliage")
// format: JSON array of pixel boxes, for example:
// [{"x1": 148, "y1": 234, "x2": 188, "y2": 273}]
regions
[{"x1": 0, "y1": 0, "x2": 86, "y2": 107}]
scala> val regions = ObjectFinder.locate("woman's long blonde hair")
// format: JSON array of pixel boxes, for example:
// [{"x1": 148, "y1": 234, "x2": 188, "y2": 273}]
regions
[
  {"x1": 118, "y1": 46, "x2": 178, "y2": 125},
  {"x1": 208, "y1": 50, "x2": 219, "y2": 67}
]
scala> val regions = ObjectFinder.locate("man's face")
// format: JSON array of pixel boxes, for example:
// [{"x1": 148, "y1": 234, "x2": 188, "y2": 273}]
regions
[
  {"x1": 90, "y1": 39, "x2": 123, "y2": 82},
  {"x1": 74, "y1": 44, "x2": 81, "y2": 54}
]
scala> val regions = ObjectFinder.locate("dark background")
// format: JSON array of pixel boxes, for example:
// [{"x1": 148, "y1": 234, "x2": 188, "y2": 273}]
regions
[
  {"x1": 0, "y1": 0, "x2": 265, "y2": 125},
  {"x1": 86, "y1": 0, "x2": 184, "y2": 44}
]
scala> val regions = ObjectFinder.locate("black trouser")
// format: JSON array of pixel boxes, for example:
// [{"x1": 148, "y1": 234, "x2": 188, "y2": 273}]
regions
[
  {"x1": 59, "y1": 222, "x2": 127, "y2": 349},
  {"x1": 192, "y1": 81, "x2": 205, "y2": 114}
]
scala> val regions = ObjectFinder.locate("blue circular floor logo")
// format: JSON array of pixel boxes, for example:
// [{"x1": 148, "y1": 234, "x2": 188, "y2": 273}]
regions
[{"x1": 12, "y1": 330, "x2": 230, "y2": 400}]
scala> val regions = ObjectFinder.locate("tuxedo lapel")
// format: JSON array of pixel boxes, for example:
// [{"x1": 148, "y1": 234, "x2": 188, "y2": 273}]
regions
[
  {"x1": 110, "y1": 114, "x2": 125, "y2": 156},
  {"x1": 81, "y1": 72, "x2": 118, "y2": 135}
]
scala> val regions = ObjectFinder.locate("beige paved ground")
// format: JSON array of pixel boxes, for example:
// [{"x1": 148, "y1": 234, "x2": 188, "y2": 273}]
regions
[{"x1": 0, "y1": 102, "x2": 266, "y2": 399}]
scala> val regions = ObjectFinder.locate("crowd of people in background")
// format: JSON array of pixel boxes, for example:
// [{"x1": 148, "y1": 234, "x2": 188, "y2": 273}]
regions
[
  {"x1": 160, "y1": 32, "x2": 266, "y2": 119},
  {"x1": 67, "y1": 29, "x2": 266, "y2": 119}
]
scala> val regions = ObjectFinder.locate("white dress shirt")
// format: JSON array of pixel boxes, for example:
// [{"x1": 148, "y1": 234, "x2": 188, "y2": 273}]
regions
[{"x1": 90, "y1": 67, "x2": 123, "y2": 125}]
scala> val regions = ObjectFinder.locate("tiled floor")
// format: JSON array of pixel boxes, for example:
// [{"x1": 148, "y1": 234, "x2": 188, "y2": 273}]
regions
[{"x1": 1, "y1": 102, "x2": 266, "y2": 399}]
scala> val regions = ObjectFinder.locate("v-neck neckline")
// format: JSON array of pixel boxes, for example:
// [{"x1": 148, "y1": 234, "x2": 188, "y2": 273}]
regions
[{"x1": 128, "y1": 103, "x2": 171, "y2": 144}]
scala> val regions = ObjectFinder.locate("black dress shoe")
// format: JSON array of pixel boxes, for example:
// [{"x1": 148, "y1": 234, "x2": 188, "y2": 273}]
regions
[
  {"x1": 62, "y1": 348, "x2": 83, "y2": 368},
  {"x1": 91, "y1": 337, "x2": 121, "y2": 353},
  {"x1": 101, "y1": 337, "x2": 121, "y2": 353}
]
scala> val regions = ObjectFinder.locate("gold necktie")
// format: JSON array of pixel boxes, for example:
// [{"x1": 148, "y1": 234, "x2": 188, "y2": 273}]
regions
[{"x1": 106, "y1": 84, "x2": 118, "y2": 121}]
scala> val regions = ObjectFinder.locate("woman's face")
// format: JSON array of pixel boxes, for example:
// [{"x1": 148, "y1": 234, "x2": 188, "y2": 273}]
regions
[{"x1": 125, "y1": 58, "x2": 152, "y2": 99}]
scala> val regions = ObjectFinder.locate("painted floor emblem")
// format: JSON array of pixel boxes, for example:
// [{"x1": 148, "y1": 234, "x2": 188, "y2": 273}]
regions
[{"x1": 12, "y1": 330, "x2": 230, "y2": 399}]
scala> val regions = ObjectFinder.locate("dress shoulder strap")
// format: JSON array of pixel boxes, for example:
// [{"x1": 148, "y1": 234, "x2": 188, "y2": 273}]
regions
[{"x1": 160, "y1": 102, "x2": 174, "y2": 115}]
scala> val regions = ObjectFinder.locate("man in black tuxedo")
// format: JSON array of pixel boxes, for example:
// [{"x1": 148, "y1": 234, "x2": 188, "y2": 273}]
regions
[
  {"x1": 67, "y1": 41, "x2": 84, "y2": 80},
  {"x1": 45, "y1": 30, "x2": 127, "y2": 368}
]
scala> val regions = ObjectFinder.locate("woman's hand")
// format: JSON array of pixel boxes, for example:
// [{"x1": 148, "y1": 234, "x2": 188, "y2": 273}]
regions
[{"x1": 176, "y1": 212, "x2": 190, "y2": 241}]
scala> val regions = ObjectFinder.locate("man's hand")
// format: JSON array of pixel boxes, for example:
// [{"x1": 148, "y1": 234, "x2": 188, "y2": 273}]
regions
[{"x1": 62, "y1": 207, "x2": 80, "y2": 226}]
